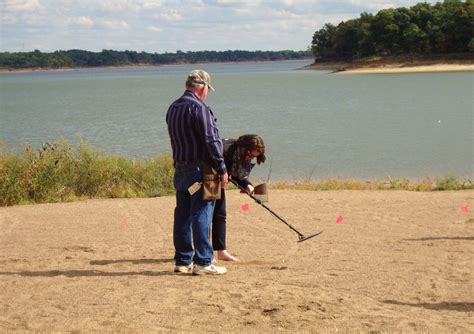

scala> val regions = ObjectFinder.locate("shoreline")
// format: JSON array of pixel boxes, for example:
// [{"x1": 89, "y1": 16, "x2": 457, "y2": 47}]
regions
[
  {"x1": 2, "y1": 54, "x2": 473, "y2": 74},
  {"x1": 0, "y1": 58, "x2": 314, "y2": 74},
  {"x1": 2, "y1": 59, "x2": 473, "y2": 75},
  {"x1": 339, "y1": 63, "x2": 474, "y2": 74},
  {"x1": 305, "y1": 55, "x2": 474, "y2": 74}
]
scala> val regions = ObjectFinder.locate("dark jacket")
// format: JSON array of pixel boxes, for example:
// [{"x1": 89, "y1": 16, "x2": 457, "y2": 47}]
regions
[{"x1": 222, "y1": 138, "x2": 253, "y2": 189}]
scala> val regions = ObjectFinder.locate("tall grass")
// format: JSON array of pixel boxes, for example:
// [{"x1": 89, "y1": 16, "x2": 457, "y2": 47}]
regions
[
  {"x1": 1, "y1": 140, "x2": 472, "y2": 207},
  {"x1": 0, "y1": 141, "x2": 174, "y2": 206},
  {"x1": 268, "y1": 175, "x2": 473, "y2": 192}
]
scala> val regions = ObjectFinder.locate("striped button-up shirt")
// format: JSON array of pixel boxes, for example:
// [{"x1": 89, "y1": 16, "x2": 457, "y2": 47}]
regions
[{"x1": 166, "y1": 90, "x2": 227, "y2": 175}]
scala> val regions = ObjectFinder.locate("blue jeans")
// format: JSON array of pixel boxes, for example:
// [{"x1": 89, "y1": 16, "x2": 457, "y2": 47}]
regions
[{"x1": 173, "y1": 164, "x2": 215, "y2": 266}]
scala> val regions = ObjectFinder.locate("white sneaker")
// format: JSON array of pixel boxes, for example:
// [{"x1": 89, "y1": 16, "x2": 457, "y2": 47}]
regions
[
  {"x1": 174, "y1": 264, "x2": 193, "y2": 274},
  {"x1": 192, "y1": 263, "x2": 227, "y2": 275}
]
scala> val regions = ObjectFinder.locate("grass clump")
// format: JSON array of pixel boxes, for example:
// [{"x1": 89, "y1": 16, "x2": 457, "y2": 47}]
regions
[
  {"x1": 1, "y1": 140, "x2": 472, "y2": 207},
  {"x1": 434, "y1": 175, "x2": 472, "y2": 191},
  {"x1": 268, "y1": 176, "x2": 473, "y2": 192},
  {"x1": 0, "y1": 141, "x2": 174, "y2": 206}
]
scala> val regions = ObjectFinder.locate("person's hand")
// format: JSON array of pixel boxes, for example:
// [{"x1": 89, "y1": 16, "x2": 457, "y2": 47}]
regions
[
  {"x1": 220, "y1": 173, "x2": 229, "y2": 187},
  {"x1": 246, "y1": 185, "x2": 255, "y2": 194},
  {"x1": 240, "y1": 184, "x2": 254, "y2": 194}
]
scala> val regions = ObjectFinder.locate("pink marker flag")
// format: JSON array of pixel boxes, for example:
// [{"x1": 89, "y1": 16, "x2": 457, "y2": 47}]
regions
[
  {"x1": 120, "y1": 219, "x2": 129, "y2": 228},
  {"x1": 336, "y1": 215, "x2": 344, "y2": 224},
  {"x1": 460, "y1": 205, "x2": 469, "y2": 214},
  {"x1": 241, "y1": 203, "x2": 249, "y2": 212}
]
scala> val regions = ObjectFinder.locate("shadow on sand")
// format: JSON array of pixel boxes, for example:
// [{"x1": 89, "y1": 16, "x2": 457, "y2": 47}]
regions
[
  {"x1": 0, "y1": 269, "x2": 177, "y2": 277},
  {"x1": 0, "y1": 258, "x2": 178, "y2": 277},
  {"x1": 383, "y1": 300, "x2": 474, "y2": 312},
  {"x1": 90, "y1": 258, "x2": 174, "y2": 265}
]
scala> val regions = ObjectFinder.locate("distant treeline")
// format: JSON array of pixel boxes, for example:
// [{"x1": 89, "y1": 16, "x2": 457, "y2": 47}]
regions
[
  {"x1": 0, "y1": 49, "x2": 312, "y2": 69},
  {"x1": 311, "y1": 0, "x2": 473, "y2": 60}
]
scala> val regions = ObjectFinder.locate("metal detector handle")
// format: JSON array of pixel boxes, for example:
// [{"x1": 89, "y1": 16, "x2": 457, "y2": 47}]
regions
[
  {"x1": 229, "y1": 179, "x2": 304, "y2": 237},
  {"x1": 229, "y1": 177, "x2": 262, "y2": 204},
  {"x1": 229, "y1": 179, "x2": 262, "y2": 204}
]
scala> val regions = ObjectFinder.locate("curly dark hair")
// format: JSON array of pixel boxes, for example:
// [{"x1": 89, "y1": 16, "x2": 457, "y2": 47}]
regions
[{"x1": 236, "y1": 134, "x2": 266, "y2": 164}]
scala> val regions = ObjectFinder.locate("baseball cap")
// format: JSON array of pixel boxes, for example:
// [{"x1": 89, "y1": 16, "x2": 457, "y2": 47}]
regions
[{"x1": 187, "y1": 70, "x2": 215, "y2": 91}]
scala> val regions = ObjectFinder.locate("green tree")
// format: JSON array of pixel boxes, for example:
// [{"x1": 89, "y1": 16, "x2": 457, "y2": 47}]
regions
[
  {"x1": 371, "y1": 9, "x2": 400, "y2": 54},
  {"x1": 311, "y1": 23, "x2": 337, "y2": 58},
  {"x1": 358, "y1": 12, "x2": 375, "y2": 57},
  {"x1": 393, "y1": 7, "x2": 413, "y2": 52},
  {"x1": 469, "y1": 38, "x2": 474, "y2": 52},
  {"x1": 310, "y1": 0, "x2": 474, "y2": 59},
  {"x1": 334, "y1": 20, "x2": 361, "y2": 58},
  {"x1": 438, "y1": 0, "x2": 472, "y2": 52},
  {"x1": 404, "y1": 23, "x2": 428, "y2": 53}
]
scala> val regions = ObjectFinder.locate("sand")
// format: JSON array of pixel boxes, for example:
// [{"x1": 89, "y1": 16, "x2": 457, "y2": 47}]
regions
[
  {"x1": 1, "y1": 190, "x2": 473, "y2": 332},
  {"x1": 339, "y1": 64, "x2": 474, "y2": 74}
]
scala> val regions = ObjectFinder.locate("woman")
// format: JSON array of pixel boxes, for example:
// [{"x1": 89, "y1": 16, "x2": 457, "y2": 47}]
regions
[{"x1": 212, "y1": 134, "x2": 266, "y2": 261}]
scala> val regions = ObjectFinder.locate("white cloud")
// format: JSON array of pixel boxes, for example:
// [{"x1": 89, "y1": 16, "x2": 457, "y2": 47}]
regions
[
  {"x1": 231, "y1": 2, "x2": 260, "y2": 16},
  {"x1": 21, "y1": 13, "x2": 47, "y2": 25},
  {"x1": 77, "y1": 16, "x2": 93, "y2": 26},
  {"x1": 97, "y1": 0, "x2": 140, "y2": 13},
  {"x1": 101, "y1": 19, "x2": 130, "y2": 29},
  {"x1": 215, "y1": 0, "x2": 239, "y2": 4},
  {"x1": 151, "y1": 11, "x2": 183, "y2": 22},
  {"x1": 232, "y1": 7, "x2": 251, "y2": 16},
  {"x1": 141, "y1": 2, "x2": 162, "y2": 9},
  {"x1": 269, "y1": 9, "x2": 302, "y2": 20},
  {"x1": 67, "y1": 16, "x2": 94, "y2": 26},
  {"x1": 0, "y1": 0, "x2": 441, "y2": 52},
  {"x1": 1, "y1": 13, "x2": 18, "y2": 24},
  {"x1": 366, "y1": 4, "x2": 395, "y2": 10},
  {"x1": 147, "y1": 25, "x2": 163, "y2": 32},
  {"x1": 2, "y1": 0, "x2": 42, "y2": 12}
]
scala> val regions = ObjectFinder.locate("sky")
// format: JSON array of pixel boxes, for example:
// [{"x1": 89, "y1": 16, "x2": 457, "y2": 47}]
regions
[{"x1": 1, "y1": 0, "x2": 439, "y2": 53}]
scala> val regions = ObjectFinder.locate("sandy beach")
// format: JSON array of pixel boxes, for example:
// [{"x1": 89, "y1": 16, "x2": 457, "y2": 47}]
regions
[
  {"x1": 305, "y1": 54, "x2": 474, "y2": 74},
  {"x1": 339, "y1": 64, "x2": 474, "y2": 74},
  {"x1": 0, "y1": 189, "x2": 473, "y2": 332}
]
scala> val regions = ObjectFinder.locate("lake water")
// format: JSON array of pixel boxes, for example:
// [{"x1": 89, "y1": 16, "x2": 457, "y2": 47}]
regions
[{"x1": 1, "y1": 60, "x2": 472, "y2": 181}]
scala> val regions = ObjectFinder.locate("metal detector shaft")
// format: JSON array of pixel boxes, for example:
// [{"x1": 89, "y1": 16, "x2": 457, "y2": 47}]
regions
[{"x1": 229, "y1": 179, "x2": 305, "y2": 238}]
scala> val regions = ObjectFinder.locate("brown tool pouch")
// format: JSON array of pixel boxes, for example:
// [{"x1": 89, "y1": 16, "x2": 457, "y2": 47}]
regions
[{"x1": 202, "y1": 163, "x2": 221, "y2": 200}]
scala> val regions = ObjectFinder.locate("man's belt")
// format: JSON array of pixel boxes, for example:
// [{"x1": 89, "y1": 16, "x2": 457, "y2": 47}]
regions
[{"x1": 175, "y1": 160, "x2": 202, "y2": 167}]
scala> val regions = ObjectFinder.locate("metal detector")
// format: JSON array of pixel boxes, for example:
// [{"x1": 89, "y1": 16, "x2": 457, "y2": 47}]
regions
[{"x1": 230, "y1": 179, "x2": 322, "y2": 242}]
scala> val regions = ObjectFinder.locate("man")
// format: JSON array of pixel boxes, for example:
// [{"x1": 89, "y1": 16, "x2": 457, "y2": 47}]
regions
[{"x1": 166, "y1": 70, "x2": 229, "y2": 275}]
